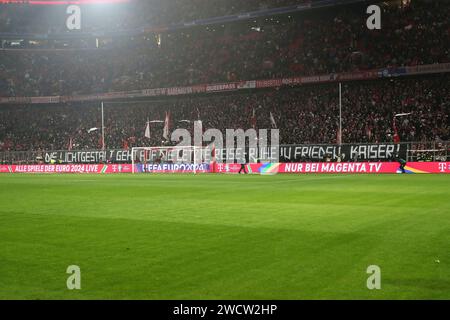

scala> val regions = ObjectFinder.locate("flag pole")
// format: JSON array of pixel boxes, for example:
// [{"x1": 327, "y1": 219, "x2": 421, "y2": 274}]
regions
[
  {"x1": 339, "y1": 82, "x2": 342, "y2": 146},
  {"x1": 101, "y1": 101, "x2": 105, "y2": 150}
]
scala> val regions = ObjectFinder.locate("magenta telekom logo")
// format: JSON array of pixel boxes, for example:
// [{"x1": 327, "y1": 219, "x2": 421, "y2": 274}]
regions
[{"x1": 438, "y1": 163, "x2": 447, "y2": 172}]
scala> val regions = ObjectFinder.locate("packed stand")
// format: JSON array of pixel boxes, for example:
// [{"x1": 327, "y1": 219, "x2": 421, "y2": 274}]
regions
[
  {"x1": 0, "y1": 75, "x2": 448, "y2": 153},
  {"x1": 0, "y1": 0, "x2": 448, "y2": 97}
]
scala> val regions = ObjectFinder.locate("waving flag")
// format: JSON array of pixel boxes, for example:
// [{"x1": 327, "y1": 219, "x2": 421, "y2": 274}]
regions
[
  {"x1": 366, "y1": 125, "x2": 372, "y2": 140},
  {"x1": 393, "y1": 117, "x2": 400, "y2": 143},
  {"x1": 394, "y1": 112, "x2": 412, "y2": 117},
  {"x1": 144, "y1": 120, "x2": 150, "y2": 139},
  {"x1": 269, "y1": 112, "x2": 277, "y2": 129},
  {"x1": 122, "y1": 139, "x2": 129, "y2": 150},
  {"x1": 163, "y1": 111, "x2": 171, "y2": 140}
]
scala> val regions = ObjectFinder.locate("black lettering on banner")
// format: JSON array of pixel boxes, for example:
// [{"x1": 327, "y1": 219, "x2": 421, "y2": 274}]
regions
[{"x1": 43, "y1": 144, "x2": 406, "y2": 164}]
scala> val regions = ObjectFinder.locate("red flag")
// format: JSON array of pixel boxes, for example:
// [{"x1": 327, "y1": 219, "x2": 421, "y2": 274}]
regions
[
  {"x1": 123, "y1": 139, "x2": 129, "y2": 150},
  {"x1": 393, "y1": 117, "x2": 400, "y2": 143},
  {"x1": 67, "y1": 137, "x2": 73, "y2": 151}
]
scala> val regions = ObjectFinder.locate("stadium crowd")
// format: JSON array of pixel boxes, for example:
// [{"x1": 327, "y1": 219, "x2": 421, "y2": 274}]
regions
[
  {"x1": 0, "y1": 75, "x2": 448, "y2": 152},
  {"x1": 0, "y1": 0, "x2": 449, "y2": 97}
]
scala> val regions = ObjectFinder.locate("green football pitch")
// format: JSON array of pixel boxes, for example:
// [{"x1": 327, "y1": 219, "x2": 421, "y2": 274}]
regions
[{"x1": 0, "y1": 173, "x2": 449, "y2": 300}]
